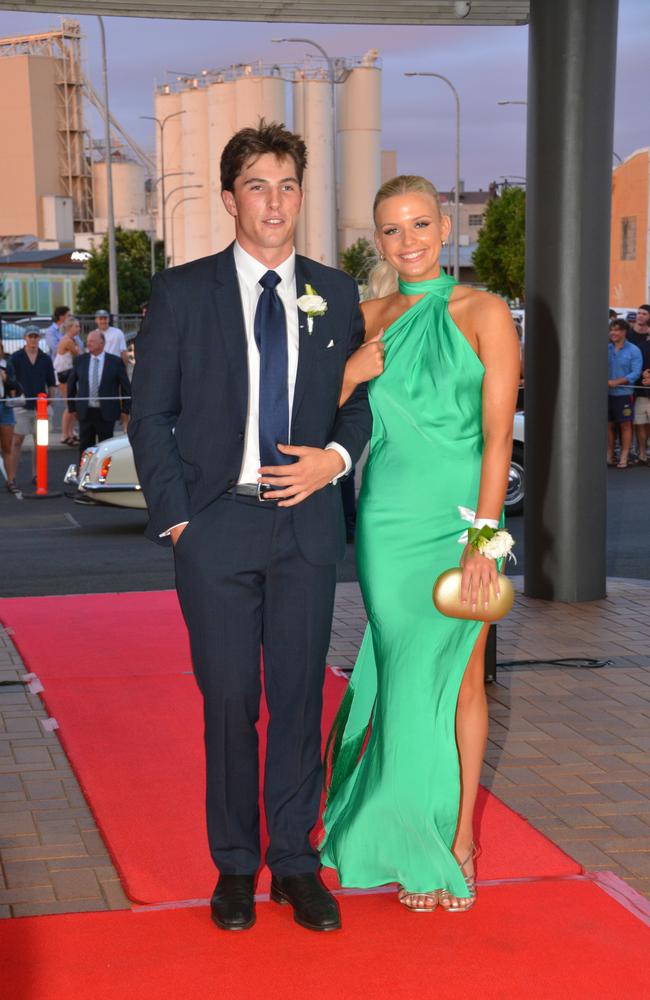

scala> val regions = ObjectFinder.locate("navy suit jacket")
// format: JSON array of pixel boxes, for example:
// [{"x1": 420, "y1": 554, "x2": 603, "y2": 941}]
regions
[
  {"x1": 67, "y1": 352, "x2": 131, "y2": 423},
  {"x1": 128, "y1": 243, "x2": 372, "y2": 563}
]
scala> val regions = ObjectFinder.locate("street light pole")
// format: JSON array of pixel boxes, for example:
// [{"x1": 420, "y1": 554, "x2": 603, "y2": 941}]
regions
[
  {"x1": 405, "y1": 71, "x2": 461, "y2": 280},
  {"x1": 164, "y1": 183, "x2": 204, "y2": 210},
  {"x1": 273, "y1": 37, "x2": 338, "y2": 266},
  {"x1": 97, "y1": 16, "x2": 118, "y2": 315},
  {"x1": 164, "y1": 184, "x2": 203, "y2": 266},
  {"x1": 140, "y1": 110, "x2": 185, "y2": 267},
  {"x1": 149, "y1": 230, "x2": 156, "y2": 277},
  {"x1": 170, "y1": 196, "x2": 200, "y2": 267}
]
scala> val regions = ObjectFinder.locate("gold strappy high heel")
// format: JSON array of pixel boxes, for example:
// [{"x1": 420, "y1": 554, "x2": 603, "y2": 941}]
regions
[
  {"x1": 397, "y1": 887, "x2": 440, "y2": 912},
  {"x1": 439, "y1": 843, "x2": 479, "y2": 913}
]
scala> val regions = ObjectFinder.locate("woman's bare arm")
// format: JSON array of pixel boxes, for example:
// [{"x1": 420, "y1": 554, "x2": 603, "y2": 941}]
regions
[
  {"x1": 460, "y1": 293, "x2": 520, "y2": 611},
  {"x1": 475, "y1": 295, "x2": 521, "y2": 520},
  {"x1": 338, "y1": 300, "x2": 386, "y2": 407}
]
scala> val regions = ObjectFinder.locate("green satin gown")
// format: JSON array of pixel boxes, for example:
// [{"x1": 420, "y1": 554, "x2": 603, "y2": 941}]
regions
[{"x1": 320, "y1": 270, "x2": 487, "y2": 897}]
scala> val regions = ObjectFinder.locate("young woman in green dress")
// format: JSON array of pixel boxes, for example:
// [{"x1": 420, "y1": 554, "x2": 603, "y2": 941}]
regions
[{"x1": 320, "y1": 175, "x2": 520, "y2": 913}]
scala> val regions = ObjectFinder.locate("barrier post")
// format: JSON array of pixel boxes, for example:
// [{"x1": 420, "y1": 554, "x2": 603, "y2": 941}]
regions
[
  {"x1": 35, "y1": 393, "x2": 48, "y2": 495},
  {"x1": 24, "y1": 392, "x2": 62, "y2": 500}
]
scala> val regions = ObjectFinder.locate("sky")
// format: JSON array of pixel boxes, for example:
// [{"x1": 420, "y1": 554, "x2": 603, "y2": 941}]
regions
[{"x1": 1, "y1": 1, "x2": 648, "y2": 192}]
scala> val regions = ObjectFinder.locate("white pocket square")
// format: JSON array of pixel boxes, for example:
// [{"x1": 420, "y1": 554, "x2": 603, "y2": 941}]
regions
[{"x1": 326, "y1": 339, "x2": 335, "y2": 348}]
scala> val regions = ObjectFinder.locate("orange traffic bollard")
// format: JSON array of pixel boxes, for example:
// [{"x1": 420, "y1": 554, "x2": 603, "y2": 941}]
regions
[
  {"x1": 24, "y1": 392, "x2": 62, "y2": 500},
  {"x1": 35, "y1": 392, "x2": 49, "y2": 495}
]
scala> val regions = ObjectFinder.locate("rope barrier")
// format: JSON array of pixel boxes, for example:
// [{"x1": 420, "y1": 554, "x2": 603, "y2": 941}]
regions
[{"x1": 9, "y1": 396, "x2": 132, "y2": 402}]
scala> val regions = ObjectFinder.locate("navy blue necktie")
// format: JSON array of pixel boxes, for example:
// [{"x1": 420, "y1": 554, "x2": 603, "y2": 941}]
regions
[{"x1": 254, "y1": 270, "x2": 291, "y2": 468}]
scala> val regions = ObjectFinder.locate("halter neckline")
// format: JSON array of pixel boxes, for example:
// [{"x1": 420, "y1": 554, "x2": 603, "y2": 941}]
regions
[{"x1": 398, "y1": 269, "x2": 457, "y2": 297}]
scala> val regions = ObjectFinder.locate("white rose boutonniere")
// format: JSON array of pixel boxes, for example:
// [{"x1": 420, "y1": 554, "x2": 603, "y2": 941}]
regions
[{"x1": 297, "y1": 283, "x2": 328, "y2": 334}]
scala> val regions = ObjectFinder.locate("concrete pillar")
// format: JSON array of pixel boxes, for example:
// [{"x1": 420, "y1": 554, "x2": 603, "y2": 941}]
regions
[{"x1": 524, "y1": 0, "x2": 618, "y2": 602}]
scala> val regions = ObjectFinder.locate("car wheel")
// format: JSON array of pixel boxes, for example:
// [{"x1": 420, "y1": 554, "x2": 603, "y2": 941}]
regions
[{"x1": 505, "y1": 444, "x2": 525, "y2": 516}]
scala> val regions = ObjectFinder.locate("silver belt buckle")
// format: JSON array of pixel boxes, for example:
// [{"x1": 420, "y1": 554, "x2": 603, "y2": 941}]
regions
[{"x1": 257, "y1": 482, "x2": 272, "y2": 501}]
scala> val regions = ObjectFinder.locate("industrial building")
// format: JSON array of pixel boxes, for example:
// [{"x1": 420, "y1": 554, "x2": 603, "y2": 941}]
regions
[
  {"x1": 0, "y1": 19, "x2": 388, "y2": 273},
  {"x1": 154, "y1": 52, "x2": 386, "y2": 267},
  {"x1": 0, "y1": 21, "x2": 93, "y2": 246},
  {"x1": 0, "y1": 20, "x2": 153, "y2": 259}
]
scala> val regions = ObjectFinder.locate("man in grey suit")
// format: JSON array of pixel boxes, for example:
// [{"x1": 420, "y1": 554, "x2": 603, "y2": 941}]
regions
[{"x1": 67, "y1": 330, "x2": 131, "y2": 458}]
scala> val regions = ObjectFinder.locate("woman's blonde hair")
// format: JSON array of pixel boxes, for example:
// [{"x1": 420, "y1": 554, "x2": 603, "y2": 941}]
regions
[
  {"x1": 365, "y1": 175, "x2": 445, "y2": 300},
  {"x1": 62, "y1": 314, "x2": 79, "y2": 334}
]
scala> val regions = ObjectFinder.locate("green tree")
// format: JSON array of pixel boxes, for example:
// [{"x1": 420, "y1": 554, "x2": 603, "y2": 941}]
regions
[
  {"x1": 75, "y1": 228, "x2": 164, "y2": 314},
  {"x1": 473, "y1": 186, "x2": 525, "y2": 301},
  {"x1": 340, "y1": 237, "x2": 377, "y2": 282}
]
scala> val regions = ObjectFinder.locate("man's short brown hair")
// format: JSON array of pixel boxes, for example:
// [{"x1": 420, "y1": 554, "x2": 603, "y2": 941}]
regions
[{"x1": 220, "y1": 119, "x2": 307, "y2": 192}]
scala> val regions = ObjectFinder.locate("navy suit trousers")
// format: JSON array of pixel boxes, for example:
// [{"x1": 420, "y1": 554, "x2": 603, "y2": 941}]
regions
[{"x1": 173, "y1": 492, "x2": 336, "y2": 877}]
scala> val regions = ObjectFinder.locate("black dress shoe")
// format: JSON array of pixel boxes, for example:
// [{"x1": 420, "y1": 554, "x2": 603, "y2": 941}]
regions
[
  {"x1": 210, "y1": 874, "x2": 256, "y2": 931},
  {"x1": 270, "y1": 872, "x2": 341, "y2": 932}
]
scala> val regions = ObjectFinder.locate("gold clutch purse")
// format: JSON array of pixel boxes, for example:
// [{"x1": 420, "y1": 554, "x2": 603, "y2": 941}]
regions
[{"x1": 432, "y1": 568, "x2": 514, "y2": 623}]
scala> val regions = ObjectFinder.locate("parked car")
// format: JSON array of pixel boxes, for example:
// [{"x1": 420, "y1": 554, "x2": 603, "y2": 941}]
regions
[
  {"x1": 64, "y1": 435, "x2": 145, "y2": 509},
  {"x1": 65, "y1": 412, "x2": 527, "y2": 516},
  {"x1": 508, "y1": 411, "x2": 525, "y2": 516}
]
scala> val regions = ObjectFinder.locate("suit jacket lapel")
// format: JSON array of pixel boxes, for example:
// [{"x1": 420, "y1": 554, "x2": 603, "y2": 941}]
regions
[
  {"x1": 98, "y1": 354, "x2": 110, "y2": 392},
  {"x1": 212, "y1": 243, "x2": 248, "y2": 420},
  {"x1": 291, "y1": 255, "x2": 319, "y2": 434}
]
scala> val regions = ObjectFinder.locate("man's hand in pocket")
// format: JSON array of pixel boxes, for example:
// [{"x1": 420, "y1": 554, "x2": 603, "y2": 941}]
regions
[{"x1": 170, "y1": 522, "x2": 189, "y2": 546}]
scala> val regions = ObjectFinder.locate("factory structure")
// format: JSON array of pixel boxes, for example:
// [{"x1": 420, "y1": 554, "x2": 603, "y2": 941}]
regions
[
  {"x1": 0, "y1": 21, "x2": 153, "y2": 255},
  {"x1": 0, "y1": 18, "x2": 387, "y2": 287},
  {"x1": 154, "y1": 53, "x2": 384, "y2": 267}
]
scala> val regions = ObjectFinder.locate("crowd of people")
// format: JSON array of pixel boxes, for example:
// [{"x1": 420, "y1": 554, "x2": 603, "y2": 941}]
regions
[
  {"x1": 608, "y1": 303, "x2": 650, "y2": 468},
  {"x1": 2, "y1": 299, "x2": 649, "y2": 493},
  {"x1": 0, "y1": 306, "x2": 132, "y2": 493}
]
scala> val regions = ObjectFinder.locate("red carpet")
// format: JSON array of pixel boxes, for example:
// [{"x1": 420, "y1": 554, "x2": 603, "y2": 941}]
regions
[
  {"x1": 0, "y1": 592, "x2": 580, "y2": 905},
  {"x1": 0, "y1": 591, "x2": 193, "y2": 678},
  {"x1": 2, "y1": 881, "x2": 648, "y2": 1000}
]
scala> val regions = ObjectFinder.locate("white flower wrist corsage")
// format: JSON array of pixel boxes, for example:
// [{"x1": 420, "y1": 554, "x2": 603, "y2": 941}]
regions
[
  {"x1": 456, "y1": 506, "x2": 516, "y2": 563},
  {"x1": 297, "y1": 283, "x2": 328, "y2": 334}
]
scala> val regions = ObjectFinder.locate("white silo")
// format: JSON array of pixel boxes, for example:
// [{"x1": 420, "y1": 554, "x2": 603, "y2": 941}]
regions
[
  {"x1": 92, "y1": 160, "x2": 109, "y2": 231},
  {"x1": 113, "y1": 159, "x2": 147, "y2": 220},
  {"x1": 293, "y1": 71, "x2": 335, "y2": 265},
  {"x1": 293, "y1": 71, "x2": 307, "y2": 254},
  {"x1": 93, "y1": 157, "x2": 149, "y2": 231},
  {"x1": 93, "y1": 155, "x2": 149, "y2": 232},
  {"x1": 234, "y1": 70, "x2": 285, "y2": 130},
  {"x1": 207, "y1": 77, "x2": 237, "y2": 254},
  {"x1": 337, "y1": 55, "x2": 382, "y2": 253},
  {"x1": 180, "y1": 81, "x2": 211, "y2": 263},
  {"x1": 154, "y1": 86, "x2": 185, "y2": 265}
]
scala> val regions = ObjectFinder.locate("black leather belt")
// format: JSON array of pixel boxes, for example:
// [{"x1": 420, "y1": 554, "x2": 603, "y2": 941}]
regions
[{"x1": 225, "y1": 483, "x2": 278, "y2": 502}]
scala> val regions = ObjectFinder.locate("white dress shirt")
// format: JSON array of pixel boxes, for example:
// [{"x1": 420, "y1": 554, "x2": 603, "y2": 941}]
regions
[
  {"x1": 162, "y1": 241, "x2": 351, "y2": 536},
  {"x1": 87, "y1": 351, "x2": 106, "y2": 408},
  {"x1": 234, "y1": 241, "x2": 299, "y2": 484},
  {"x1": 234, "y1": 241, "x2": 351, "y2": 483},
  {"x1": 103, "y1": 326, "x2": 127, "y2": 358}
]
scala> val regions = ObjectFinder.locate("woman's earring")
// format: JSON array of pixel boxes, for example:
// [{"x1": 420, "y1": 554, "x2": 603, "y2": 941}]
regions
[
  {"x1": 379, "y1": 253, "x2": 385, "y2": 261},
  {"x1": 441, "y1": 240, "x2": 447, "y2": 247}
]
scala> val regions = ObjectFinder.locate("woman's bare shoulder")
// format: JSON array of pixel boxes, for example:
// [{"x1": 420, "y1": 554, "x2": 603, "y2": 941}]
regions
[
  {"x1": 361, "y1": 292, "x2": 400, "y2": 333},
  {"x1": 453, "y1": 286, "x2": 513, "y2": 324}
]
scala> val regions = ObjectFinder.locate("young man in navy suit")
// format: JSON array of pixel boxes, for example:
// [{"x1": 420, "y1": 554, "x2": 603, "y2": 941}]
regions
[{"x1": 129, "y1": 122, "x2": 371, "y2": 933}]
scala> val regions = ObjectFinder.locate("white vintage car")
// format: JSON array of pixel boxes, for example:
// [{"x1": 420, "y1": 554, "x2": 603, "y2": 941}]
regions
[
  {"x1": 64, "y1": 435, "x2": 146, "y2": 509},
  {"x1": 65, "y1": 411, "x2": 526, "y2": 515}
]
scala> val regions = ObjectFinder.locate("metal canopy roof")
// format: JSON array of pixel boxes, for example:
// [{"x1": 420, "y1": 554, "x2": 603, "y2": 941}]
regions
[{"x1": 0, "y1": 1, "x2": 529, "y2": 24}]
